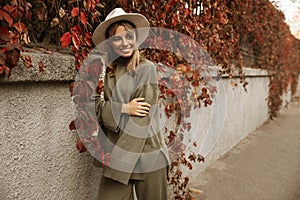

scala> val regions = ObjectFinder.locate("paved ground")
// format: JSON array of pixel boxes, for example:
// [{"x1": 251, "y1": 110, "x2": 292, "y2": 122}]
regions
[{"x1": 191, "y1": 98, "x2": 300, "y2": 200}]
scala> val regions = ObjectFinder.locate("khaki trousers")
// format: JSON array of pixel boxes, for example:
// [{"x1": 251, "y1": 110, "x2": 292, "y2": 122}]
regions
[{"x1": 97, "y1": 167, "x2": 167, "y2": 200}]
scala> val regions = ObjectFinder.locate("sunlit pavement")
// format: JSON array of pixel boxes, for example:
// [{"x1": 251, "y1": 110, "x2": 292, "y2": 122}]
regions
[{"x1": 191, "y1": 97, "x2": 300, "y2": 200}]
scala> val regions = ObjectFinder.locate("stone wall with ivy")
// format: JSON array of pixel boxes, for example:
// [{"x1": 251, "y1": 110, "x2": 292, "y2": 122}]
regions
[
  {"x1": 1, "y1": 0, "x2": 300, "y2": 199},
  {"x1": 1, "y1": 52, "x2": 294, "y2": 200}
]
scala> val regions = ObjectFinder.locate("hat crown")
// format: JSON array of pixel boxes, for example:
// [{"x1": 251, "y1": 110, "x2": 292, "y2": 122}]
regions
[
  {"x1": 92, "y1": 7, "x2": 150, "y2": 46},
  {"x1": 105, "y1": 8, "x2": 127, "y2": 21}
]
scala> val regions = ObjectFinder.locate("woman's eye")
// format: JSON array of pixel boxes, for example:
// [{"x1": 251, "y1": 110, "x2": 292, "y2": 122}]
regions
[
  {"x1": 126, "y1": 34, "x2": 134, "y2": 40},
  {"x1": 111, "y1": 37, "x2": 121, "y2": 42}
]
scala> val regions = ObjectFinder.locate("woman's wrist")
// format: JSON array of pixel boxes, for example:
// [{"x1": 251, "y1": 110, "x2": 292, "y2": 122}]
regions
[{"x1": 121, "y1": 103, "x2": 129, "y2": 114}]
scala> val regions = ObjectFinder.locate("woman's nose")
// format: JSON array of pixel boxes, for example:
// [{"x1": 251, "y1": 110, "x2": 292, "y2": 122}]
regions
[{"x1": 121, "y1": 37, "x2": 129, "y2": 46}]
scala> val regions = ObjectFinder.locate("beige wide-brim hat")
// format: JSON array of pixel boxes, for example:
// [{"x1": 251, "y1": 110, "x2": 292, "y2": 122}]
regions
[{"x1": 92, "y1": 8, "x2": 150, "y2": 47}]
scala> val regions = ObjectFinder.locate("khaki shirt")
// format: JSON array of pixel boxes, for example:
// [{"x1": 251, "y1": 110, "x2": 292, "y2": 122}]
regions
[{"x1": 95, "y1": 59, "x2": 169, "y2": 185}]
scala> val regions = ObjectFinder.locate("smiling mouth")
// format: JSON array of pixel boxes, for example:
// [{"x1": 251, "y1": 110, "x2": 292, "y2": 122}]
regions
[{"x1": 120, "y1": 48, "x2": 132, "y2": 53}]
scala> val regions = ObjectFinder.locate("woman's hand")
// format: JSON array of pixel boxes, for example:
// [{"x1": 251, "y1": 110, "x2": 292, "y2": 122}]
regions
[{"x1": 122, "y1": 98, "x2": 151, "y2": 116}]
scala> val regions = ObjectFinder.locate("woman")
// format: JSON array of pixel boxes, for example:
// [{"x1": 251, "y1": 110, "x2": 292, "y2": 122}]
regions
[{"x1": 92, "y1": 8, "x2": 169, "y2": 200}]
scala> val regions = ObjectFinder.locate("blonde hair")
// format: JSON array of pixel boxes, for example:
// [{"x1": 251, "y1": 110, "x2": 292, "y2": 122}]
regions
[{"x1": 105, "y1": 21, "x2": 144, "y2": 76}]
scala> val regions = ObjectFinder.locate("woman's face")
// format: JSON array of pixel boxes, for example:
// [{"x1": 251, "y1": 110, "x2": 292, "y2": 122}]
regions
[{"x1": 110, "y1": 25, "x2": 136, "y2": 58}]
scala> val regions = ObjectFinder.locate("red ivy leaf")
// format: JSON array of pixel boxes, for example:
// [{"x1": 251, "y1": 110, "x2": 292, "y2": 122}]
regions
[
  {"x1": 192, "y1": 80, "x2": 199, "y2": 86},
  {"x1": 164, "y1": 3, "x2": 172, "y2": 14},
  {"x1": 60, "y1": 32, "x2": 71, "y2": 48},
  {"x1": 69, "y1": 82, "x2": 75, "y2": 96},
  {"x1": 72, "y1": 80, "x2": 95, "y2": 100},
  {"x1": 177, "y1": 64, "x2": 191, "y2": 73},
  {"x1": 3, "y1": 5, "x2": 18, "y2": 19},
  {"x1": 117, "y1": 0, "x2": 128, "y2": 7},
  {"x1": 76, "y1": 138, "x2": 87, "y2": 153},
  {"x1": 0, "y1": 9, "x2": 13, "y2": 26},
  {"x1": 193, "y1": 141, "x2": 197, "y2": 147},
  {"x1": 187, "y1": 162, "x2": 193, "y2": 170},
  {"x1": 6, "y1": 48, "x2": 20, "y2": 66},
  {"x1": 21, "y1": 55, "x2": 33, "y2": 68},
  {"x1": 71, "y1": 25, "x2": 81, "y2": 32},
  {"x1": 71, "y1": 7, "x2": 79, "y2": 17},
  {"x1": 197, "y1": 154, "x2": 205, "y2": 162},
  {"x1": 4, "y1": 66, "x2": 11, "y2": 77},
  {"x1": 72, "y1": 33, "x2": 81, "y2": 51},
  {"x1": 69, "y1": 120, "x2": 76, "y2": 130},
  {"x1": 80, "y1": 11, "x2": 88, "y2": 25},
  {"x1": 220, "y1": 17, "x2": 228, "y2": 25},
  {"x1": 184, "y1": 8, "x2": 190, "y2": 17},
  {"x1": 153, "y1": 0, "x2": 160, "y2": 7},
  {"x1": 188, "y1": 153, "x2": 196, "y2": 162},
  {"x1": 38, "y1": 61, "x2": 46, "y2": 72},
  {"x1": 166, "y1": 89, "x2": 174, "y2": 97},
  {"x1": 96, "y1": 80, "x2": 104, "y2": 94},
  {"x1": 12, "y1": 22, "x2": 27, "y2": 33},
  {"x1": 84, "y1": 32, "x2": 92, "y2": 46},
  {"x1": 0, "y1": 66, "x2": 5, "y2": 75},
  {"x1": 25, "y1": 3, "x2": 32, "y2": 19},
  {"x1": 74, "y1": 114, "x2": 87, "y2": 130},
  {"x1": 0, "y1": 27, "x2": 9, "y2": 41},
  {"x1": 84, "y1": 58, "x2": 102, "y2": 76}
]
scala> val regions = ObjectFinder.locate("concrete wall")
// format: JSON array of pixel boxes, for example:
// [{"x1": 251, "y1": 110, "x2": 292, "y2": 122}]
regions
[
  {"x1": 0, "y1": 82, "x2": 101, "y2": 200},
  {"x1": 188, "y1": 74, "x2": 299, "y2": 184},
  {"x1": 0, "y1": 51, "x2": 296, "y2": 199},
  {"x1": 0, "y1": 51, "x2": 101, "y2": 200},
  {"x1": 185, "y1": 68, "x2": 270, "y2": 182}
]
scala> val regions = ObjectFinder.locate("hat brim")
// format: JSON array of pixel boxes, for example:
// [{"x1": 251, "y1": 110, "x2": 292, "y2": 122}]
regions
[{"x1": 92, "y1": 14, "x2": 150, "y2": 47}]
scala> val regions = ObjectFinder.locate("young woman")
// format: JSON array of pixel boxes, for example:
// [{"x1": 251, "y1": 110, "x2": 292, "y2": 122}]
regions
[{"x1": 92, "y1": 8, "x2": 169, "y2": 200}]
